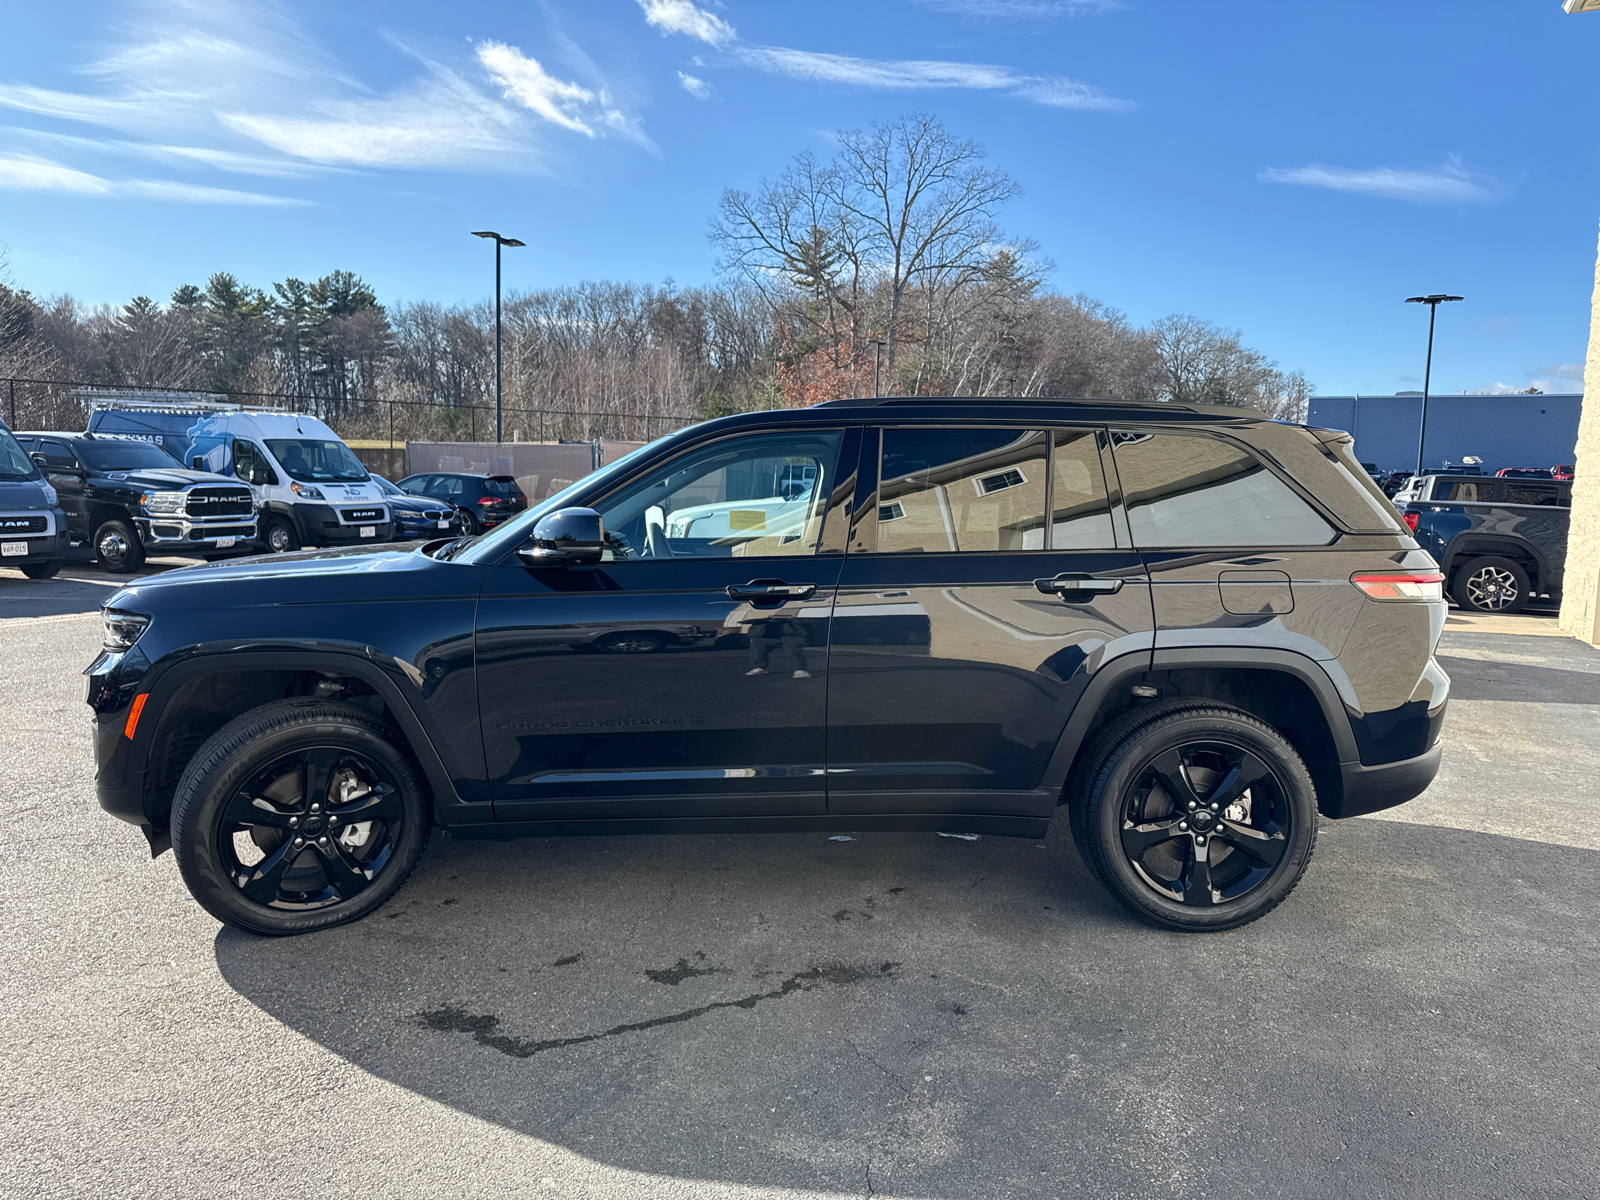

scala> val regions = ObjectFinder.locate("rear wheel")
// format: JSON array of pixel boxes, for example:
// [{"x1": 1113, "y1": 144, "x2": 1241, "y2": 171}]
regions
[
  {"x1": 170, "y1": 699, "x2": 431, "y2": 936},
  {"x1": 1451, "y1": 555, "x2": 1529, "y2": 614},
  {"x1": 455, "y1": 507, "x2": 481, "y2": 536},
  {"x1": 94, "y1": 518, "x2": 145, "y2": 573},
  {"x1": 1071, "y1": 701, "x2": 1317, "y2": 932}
]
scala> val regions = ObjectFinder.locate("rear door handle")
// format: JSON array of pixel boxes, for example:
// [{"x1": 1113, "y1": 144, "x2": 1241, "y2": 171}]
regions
[
  {"x1": 1035, "y1": 575, "x2": 1124, "y2": 598},
  {"x1": 727, "y1": 581, "x2": 818, "y2": 601}
]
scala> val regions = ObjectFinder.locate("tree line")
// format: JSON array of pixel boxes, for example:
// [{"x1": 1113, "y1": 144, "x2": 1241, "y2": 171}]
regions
[{"x1": 0, "y1": 114, "x2": 1309, "y2": 442}]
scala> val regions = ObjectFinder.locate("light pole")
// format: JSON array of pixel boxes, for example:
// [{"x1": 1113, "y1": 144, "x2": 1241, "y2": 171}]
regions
[
  {"x1": 472, "y1": 230, "x2": 525, "y2": 443},
  {"x1": 1404, "y1": 293, "x2": 1464, "y2": 476},
  {"x1": 870, "y1": 340, "x2": 887, "y2": 397}
]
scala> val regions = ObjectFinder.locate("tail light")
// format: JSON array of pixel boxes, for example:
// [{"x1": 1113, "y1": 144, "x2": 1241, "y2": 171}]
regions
[
  {"x1": 1351, "y1": 571, "x2": 1445, "y2": 600},
  {"x1": 1402, "y1": 511, "x2": 1419, "y2": 533},
  {"x1": 477, "y1": 496, "x2": 497, "y2": 506}
]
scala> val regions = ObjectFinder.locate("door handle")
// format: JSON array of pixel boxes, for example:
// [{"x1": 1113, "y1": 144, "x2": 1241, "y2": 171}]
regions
[
  {"x1": 1035, "y1": 575, "x2": 1124, "y2": 598},
  {"x1": 727, "y1": 581, "x2": 818, "y2": 601}
]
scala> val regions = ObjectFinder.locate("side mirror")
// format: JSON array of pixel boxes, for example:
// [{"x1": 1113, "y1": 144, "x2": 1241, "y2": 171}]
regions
[
  {"x1": 30, "y1": 453, "x2": 47, "y2": 469},
  {"x1": 517, "y1": 507, "x2": 605, "y2": 566},
  {"x1": 248, "y1": 464, "x2": 270, "y2": 485}
]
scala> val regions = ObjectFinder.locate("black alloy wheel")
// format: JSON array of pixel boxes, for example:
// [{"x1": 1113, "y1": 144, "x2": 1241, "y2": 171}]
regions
[
  {"x1": 1451, "y1": 555, "x2": 1529, "y2": 615},
  {"x1": 1071, "y1": 701, "x2": 1317, "y2": 932},
  {"x1": 94, "y1": 517, "x2": 145, "y2": 573},
  {"x1": 171, "y1": 700, "x2": 429, "y2": 935}
]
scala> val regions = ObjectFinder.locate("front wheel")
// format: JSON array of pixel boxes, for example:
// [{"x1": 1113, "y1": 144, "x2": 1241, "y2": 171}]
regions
[
  {"x1": 1072, "y1": 702, "x2": 1317, "y2": 932},
  {"x1": 94, "y1": 518, "x2": 145, "y2": 573},
  {"x1": 262, "y1": 516, "x2": 299, "y2": 554},
  {"x1": 21, "y1": 557, "x2": 64, "y2": 579},
  {"x1": 170, "y1": 699, "x2": 431, "y2": 935}
]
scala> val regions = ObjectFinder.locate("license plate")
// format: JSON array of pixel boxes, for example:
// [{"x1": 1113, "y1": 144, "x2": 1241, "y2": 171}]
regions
[
  {"x1": 360, "y1": 526, "x2": 376, "y2": 538},
  {"x1": 214, "y1": 537, "x2": 235, "y2": 549},
  {"x1": 437, "y1": 519, "x2": 450, "y2": 529},
  {"x1": 1, "y1": 541, "x2": 25, "y2": 557}
]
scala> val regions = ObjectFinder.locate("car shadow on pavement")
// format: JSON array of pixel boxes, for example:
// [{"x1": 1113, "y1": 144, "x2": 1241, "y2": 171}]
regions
[
  {"x1": 213, "y1": 817, "x2": 1600, "y2": 1198},
  {"x1": 1435, "y1": 654, "x2": 1600, "y2": 703}
]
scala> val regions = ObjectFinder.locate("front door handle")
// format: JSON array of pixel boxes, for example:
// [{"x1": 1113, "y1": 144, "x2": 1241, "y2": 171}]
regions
[
  {"x1": 727, "y1": 580, "x2": 818, "y2": 601},
  {"x1": 1035, "y1": 574, "x2": 1124, "y2": 599}
]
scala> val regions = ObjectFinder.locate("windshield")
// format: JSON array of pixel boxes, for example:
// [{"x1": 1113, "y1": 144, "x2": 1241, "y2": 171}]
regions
[
  {"x1": 372, "y1": 474, "x2": 402, "y2": 496},
  {"x1": 456, "y1": 439, "x2": 662, "y2": 565},
  {"x1": 264, "y1": 438, "x2": 369, "y2": 483},
  {"x1": 0, "y1": 426, "x2": 37, "y2": 481},
  {"x1": 77, "y1": 439, "x2": 184, "y2": 473}
]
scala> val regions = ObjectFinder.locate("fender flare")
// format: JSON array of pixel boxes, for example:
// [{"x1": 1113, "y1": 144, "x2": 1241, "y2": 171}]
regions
[
  {"x1": 1444, "y1": 535, "x2": 1548, "y2": 591},
  {"x1": 127, "y1": 647, "x2": 487, "y2": 829}
]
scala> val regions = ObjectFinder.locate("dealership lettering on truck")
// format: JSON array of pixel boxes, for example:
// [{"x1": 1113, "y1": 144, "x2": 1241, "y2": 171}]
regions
[{"x1": 87, "y1": 403, "x2": 392, "y2": 552}]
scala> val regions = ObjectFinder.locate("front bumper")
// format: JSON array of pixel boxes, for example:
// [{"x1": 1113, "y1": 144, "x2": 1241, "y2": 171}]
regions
[
  {"x1": 136, "y1": 515, "x2": 258, "y2": 551},
  {"x1": 291, "y1": 503, "x2": 394, "y2": 547},
  {"x1": 0, "y1": 508, "x2": 69, "y2": 567}
]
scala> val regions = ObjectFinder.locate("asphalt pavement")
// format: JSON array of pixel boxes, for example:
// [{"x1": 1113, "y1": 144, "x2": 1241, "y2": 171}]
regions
[{"x1": 2, "y1": 563, "x2": 1597, "y2": 1199}]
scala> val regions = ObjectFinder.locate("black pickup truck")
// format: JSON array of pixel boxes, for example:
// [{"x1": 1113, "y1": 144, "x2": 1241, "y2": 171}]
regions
[
  {"x1": 1402, "y1": 474, "x2": 1570, "y2": 614},
  {"x1": 15, "y1": 431, "x2": 258, "y2": 572}
]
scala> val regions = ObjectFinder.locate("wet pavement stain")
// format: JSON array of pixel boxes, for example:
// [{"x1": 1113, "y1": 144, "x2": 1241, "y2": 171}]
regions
[
  {"x1": 417, "y1": 962, "x2": 899, "y2": 1059},
  {"x1": 644, "y1": 951, "x2": 729, "y2": 986},
  {"x1": 552, "y1": 953, "x2": 583, "y2": 967}
]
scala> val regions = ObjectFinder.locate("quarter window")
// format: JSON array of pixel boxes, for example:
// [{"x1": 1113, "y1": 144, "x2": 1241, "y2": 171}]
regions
[{"x1": 1112, "y1": 431, "x2": 1334, "y2": 547}]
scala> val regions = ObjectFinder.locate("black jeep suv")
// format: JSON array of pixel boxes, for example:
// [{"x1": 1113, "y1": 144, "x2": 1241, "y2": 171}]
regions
[{"x1": 86, "y1": 399, "x2": 1448, "y2": 936}]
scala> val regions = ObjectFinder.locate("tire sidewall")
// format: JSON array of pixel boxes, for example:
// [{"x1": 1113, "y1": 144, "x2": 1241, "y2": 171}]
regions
[
  {"x1": 95, "y1": 518, "x2": 144, "y2": 573},
  {"x1": 1451, "y1": 556, "x2": 1529, "y2": 614},
  {"x1": 172, "y1": 709, "x2": 428, "y2": 935},
  {"x1": 1090, "y1": 712, "x2": 1317, "y2": 932},
  {"x1": 264, "y1": 517, "x2": 299, "y2": 554}
]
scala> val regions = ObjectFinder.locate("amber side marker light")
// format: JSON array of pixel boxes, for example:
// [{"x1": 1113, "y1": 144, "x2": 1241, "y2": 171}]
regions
[
  {"x1": 1351, "y1": 572, "x2": 1445, "y2": 600},
  {"x1": 124, "y1": 693, "x2": 149, "y2": 739}
]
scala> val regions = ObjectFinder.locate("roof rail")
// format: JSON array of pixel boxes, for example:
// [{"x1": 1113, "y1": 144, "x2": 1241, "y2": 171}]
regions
[{"x1": 810, "y1": 395, "x2": 1262, "y2": 416}]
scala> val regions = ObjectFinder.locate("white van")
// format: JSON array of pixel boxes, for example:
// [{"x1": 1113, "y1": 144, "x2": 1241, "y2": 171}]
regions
[{"x1": 88, "y1": 403, "x2": 393, "y2": 552}]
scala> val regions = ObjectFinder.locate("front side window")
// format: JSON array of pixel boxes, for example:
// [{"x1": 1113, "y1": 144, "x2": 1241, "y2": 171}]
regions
[
  {"x1": 233, "y1": 440, "x2": 277, "y2": 484},
  {"x1": 1112, "y1": 431, "x2": 1334, "y2": 547},
  {"x1": 1049, "y1": 429, "x2": 1115, "y2": 549},
  {"x1": 263, "y1": 438, "x2": 368, "y2": 483},
  {"x1": 594, "y1": 430, "x2": 843, "y2": 560},
  {"x1": 872, "y1": 428, "x2": 1048, "y2": 553},
  {"x1": 37, "y1": 439, "x2": 80, "y2": 470}
]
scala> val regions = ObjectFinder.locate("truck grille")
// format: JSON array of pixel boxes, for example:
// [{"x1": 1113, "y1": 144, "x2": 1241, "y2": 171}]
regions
[
  {"x1": 185, "y1": 487, "x2": 255, "y2": 517},
  {"x1": 341, "y1": 508, "x2": 384, "y2": 523},
  {"x1": 0, "y1": 514, "x2": 48, "y2": 535}
]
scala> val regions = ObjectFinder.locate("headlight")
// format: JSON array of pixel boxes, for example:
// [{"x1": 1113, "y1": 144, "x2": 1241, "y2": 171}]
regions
[
  {"x1": 141, "y1": 491, "x2": 185, "y2": 514},
  {"x1": 40, "y1": 482, "x2": 57, "y2": 506},
  {"x1": 102, "y1": 609, "x2": 151, "y2": 652},
  {"x1": 291, "y1": 482, "x2": 325, "y2": 500}
]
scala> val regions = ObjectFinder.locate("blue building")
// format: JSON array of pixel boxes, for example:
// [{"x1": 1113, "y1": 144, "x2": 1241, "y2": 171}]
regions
[{"x1": 1306, "y1": 393, "x2": 1582, "y2": 474}]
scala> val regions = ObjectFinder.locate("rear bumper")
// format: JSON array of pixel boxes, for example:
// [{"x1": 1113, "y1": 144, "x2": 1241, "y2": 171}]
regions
[{"x1": 1330, "y1": 741, "x2": 1443, "y2": 819}]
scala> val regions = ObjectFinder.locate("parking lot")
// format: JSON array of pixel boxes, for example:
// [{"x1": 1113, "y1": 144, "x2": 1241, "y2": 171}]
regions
[{"x1": 3, "y1": 561, "x2": 1598, "y2": 1200}]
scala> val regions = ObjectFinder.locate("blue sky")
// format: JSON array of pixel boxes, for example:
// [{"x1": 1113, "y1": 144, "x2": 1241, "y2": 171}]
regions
[{"x1": 0, "y1": 0, "x2": 1595, "y2": 396}]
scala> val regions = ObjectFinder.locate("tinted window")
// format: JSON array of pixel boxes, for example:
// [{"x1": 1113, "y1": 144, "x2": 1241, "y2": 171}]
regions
[
  {"x1": 1049, "y1": 429, "x2": 1115, "y2": 549},
  {"x1": 873, "y1": 428, "x2": 1047, "y2": 553},
  {"x1": 1502, "y1": 482, "x2": 1566, "y2": 508},
  {"x1": 399, "y1": 475, "x2": 434, "y2": 495},
  {"x1": 595, "y1": 430, "x2": 843, "y2": 560},
  {"x1": 484, "y1": 478, "x2": 514, "y2": 496},
  {"x1": 36, "y1": 439, "x2": 79, "y2": 469},
  {"x1": 77, "y1": 439, "x2": 184, "y2": 472},
  {"x1": 1112, "y1": 432, "x2": 1334, "y2": 547}
]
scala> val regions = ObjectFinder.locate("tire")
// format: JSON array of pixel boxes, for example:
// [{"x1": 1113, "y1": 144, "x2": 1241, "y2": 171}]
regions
[
  {"x1": 1451, "y1": 555, "x2": 1529, "y2": 615},
  {"x1": 1070, "y1": 700, "x2": 1318, "y2": 932},
  {"x1": 94, "y1": 518, "x2": 145, "y2": 573},
  {"x1": 21, "y1": 557, "x2": 64, "y2": 580},
  {"x1": 170, "y1": 699, "x2": 431, "y2": 936},
  {"x1": 262, "y1": 516, "x2": 299, "y2": 554},
  {"x1": 456, "y1": 507, "x2": 481, "y2": 536}
]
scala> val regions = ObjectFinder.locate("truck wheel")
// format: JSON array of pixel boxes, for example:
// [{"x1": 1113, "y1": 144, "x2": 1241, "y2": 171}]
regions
[
  {"x1": 1071, "y1": 701, "x2": 1317, "y2": 932},
  {"x1": 1451, "y1": 556, "x2": 1528, "y2": 614},
  {"x1": 262, "y1": 517, "x2": 299, "y2": 554},
  {"x1": 21, "y1": 557, "x2": 64, "y2": 579},
  {"x1": 94, "y1": 518, "x2": 146, "y2": 573},
  {"x1": 170, "y1": 699, "x2": 431, "y2": 936}
]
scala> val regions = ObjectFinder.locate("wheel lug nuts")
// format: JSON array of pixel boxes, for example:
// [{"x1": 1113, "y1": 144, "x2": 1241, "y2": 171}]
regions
[
  {"x1": 288, "y1": 817, "x2": 298, "y2": 827},
  {"x1": 293, "y1": 837, "x2": 304, "y2": 846},
  {"x1": 329, "y1": 815, "x2": 338, "y2": 824},
  {"x1": 311, "y1": 804, "x2": 321, "y2": 813},
  {"x1": 318, "y1": 836, "x2": 328, "y2": 845},
  {"x1": 1187, "y1": 801, "x2": 1196, "y2": 810},
  {"x1": 1210, "y1": 803, "x2": 1218, "y2": 811},
  {"x1": 1179, "y1": 822, "x2": 1188, "y2": 831},
  {"x1": 1197, "y1": 836, "x2": 1207, "y2": 846}
]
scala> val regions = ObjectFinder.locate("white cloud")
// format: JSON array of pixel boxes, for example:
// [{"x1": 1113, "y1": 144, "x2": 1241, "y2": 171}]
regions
[
  {"x1": 730, "y1": 47, "x2": 1132, "y2": 110},
  {"x1": 478, "y1": 41, "x2": 601, "y2": 136},
  {"x1": 678, "y1": 72, "x2": 712, "y2": 99},
  {"x1": 0, "y1": 152, "x2": 302, "y2": 204},
  {"x1": 637, "y1": 0, "x2": 737, "y2": 47},
  {"x1": 1258, "y1": 158, "x2": 1504, "y2": 204}
]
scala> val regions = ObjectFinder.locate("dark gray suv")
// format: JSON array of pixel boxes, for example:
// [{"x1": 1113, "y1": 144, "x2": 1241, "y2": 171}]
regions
[{"x1": 87, "y1": 398, "x2": 1447, "y2": 936}]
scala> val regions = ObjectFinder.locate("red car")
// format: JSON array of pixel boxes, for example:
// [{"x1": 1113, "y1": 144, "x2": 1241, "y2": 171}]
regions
[
  {"x1": 1495, "y1": 467, "x2": 1554, "y2": 479},
  {"x1": 1551, "y1": 464, "x2": 1575, "y2": 481}
]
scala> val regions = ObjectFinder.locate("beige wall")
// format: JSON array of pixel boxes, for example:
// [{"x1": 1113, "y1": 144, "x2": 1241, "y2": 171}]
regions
[{"x1": 1558, "y1": 224, "x2": 1600, "y2": 643}]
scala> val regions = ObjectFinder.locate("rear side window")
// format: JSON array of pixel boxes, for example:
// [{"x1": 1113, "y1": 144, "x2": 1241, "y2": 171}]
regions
[
  {"x1": 1442, "y1": 480, "x2": 1494, "y2": 503},
  {"x1": 874, "y1": 428, "x2": 1048, "y2": 553},
  {"x1": 1502, "y1": 482, "x2": 1566, "y2": 508},
  {"x1": 1111, "y1": 431, "x2": 1334, "y2": 547}
]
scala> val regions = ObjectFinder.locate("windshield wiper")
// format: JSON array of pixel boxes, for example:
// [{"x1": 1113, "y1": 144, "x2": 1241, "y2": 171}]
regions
[{"x1": 431, "y1": 535, "x2": 478, "y2": 562}]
